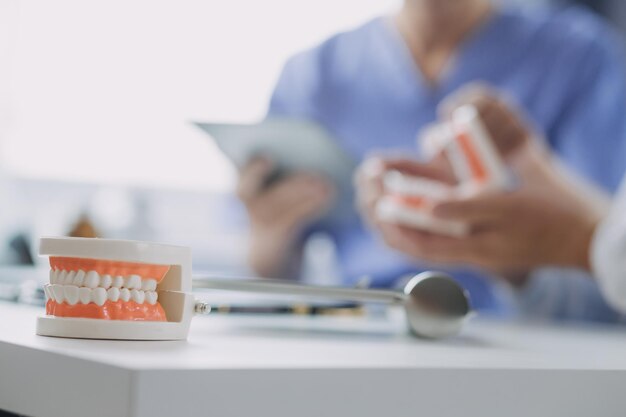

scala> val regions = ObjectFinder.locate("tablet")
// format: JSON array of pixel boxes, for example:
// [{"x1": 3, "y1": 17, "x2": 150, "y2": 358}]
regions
[{"x1": 193, "y1": 118, "x2": 357, "y2": 224}]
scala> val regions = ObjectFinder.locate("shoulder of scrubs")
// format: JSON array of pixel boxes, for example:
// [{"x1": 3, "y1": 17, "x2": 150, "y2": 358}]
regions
[
  {"x1": 529, "y1": 6, "x2": 626, "y2": 193},
  {"x1": 268, "y1": 18, "x2": 383, "y2": 119},
  {"x1": 592, "y1": 179, "x2": 626, "y2": 314}
]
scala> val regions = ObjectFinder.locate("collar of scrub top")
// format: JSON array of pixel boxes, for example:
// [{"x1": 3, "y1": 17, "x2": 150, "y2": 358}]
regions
[{"x1": 374, "y1": 8, "x2": 516, "y2": 99}]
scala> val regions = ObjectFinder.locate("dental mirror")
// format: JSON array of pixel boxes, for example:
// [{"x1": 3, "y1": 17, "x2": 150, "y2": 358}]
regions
[{"x1": 193, "y1": 271, "x2": 471, "y2": 339}]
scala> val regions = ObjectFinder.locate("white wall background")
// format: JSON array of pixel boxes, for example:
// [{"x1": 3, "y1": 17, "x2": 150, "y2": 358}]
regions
[
  {"x1": 3, "y1": 0, "x2": 400, "y2": 191},
  {"x1": 0, "y1": 0, "x2": 550, "y2": 269},
  {"x1": 0, "y1": 1, "x2": 21, "y2": 253}
]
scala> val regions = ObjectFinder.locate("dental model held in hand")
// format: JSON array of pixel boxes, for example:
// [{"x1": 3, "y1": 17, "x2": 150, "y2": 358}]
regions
[
  {"x1": 37, "y1": 237, "x2": 470, "y2": 340},
  {"x1": 377, "y1": 105, "x2": 514, "y2": 236}
]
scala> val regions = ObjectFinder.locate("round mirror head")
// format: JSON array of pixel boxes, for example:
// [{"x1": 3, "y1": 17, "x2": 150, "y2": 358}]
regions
[{"x1": 402, "y1": 271, "x2": 471, "y2": 339}]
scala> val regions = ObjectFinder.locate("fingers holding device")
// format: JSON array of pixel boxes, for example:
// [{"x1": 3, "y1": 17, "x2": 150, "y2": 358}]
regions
[
  {"x1": 237, "y1": 157, "x2": 334, "y2": 235},
  {"x1": 238, "y1": 157, "x2": 335, "y2": 277},
  {"x1": 194, "y1": 118, "x2": 354, "y2": 278},
  {"x1": 194, "y1": 118, "x2": 356, "y2": 225}
]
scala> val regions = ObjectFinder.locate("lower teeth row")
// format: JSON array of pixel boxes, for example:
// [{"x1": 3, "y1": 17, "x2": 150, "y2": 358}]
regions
[{"x1": 45, "y1": 284, "x2": 158, "y2": 306}]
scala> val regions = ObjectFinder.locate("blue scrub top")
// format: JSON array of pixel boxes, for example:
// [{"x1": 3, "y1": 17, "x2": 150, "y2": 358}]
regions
[{"x1": 267, "y1": 6, "x2": 626, "y2": 314}]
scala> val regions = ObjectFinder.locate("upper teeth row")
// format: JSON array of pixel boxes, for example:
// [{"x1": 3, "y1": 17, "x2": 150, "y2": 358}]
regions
[{"x1": 50, "y1": 270, "x2": 157, "y2": 291}]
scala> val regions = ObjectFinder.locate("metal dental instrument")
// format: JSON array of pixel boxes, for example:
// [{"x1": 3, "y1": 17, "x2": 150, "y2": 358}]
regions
[{"x1": 193, "y1": 271, "x2": 471, "y2": 339}]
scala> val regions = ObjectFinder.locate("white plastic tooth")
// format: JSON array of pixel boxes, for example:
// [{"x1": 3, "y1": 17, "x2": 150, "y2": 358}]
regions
[
  {"x1": 141, "y1": 279, "x2": 157, "y2": 292},
  {"x1": 125, "y1": 275, "x2": 141, "y2": 290},
  {"x1": 79, "y1": 287, "x2": 91, "y2": 304},
  {"x1": 100, "y1": 274, "x2": 112, "y2": 289},
  {"x1": 73, "y1": 270, "x2": 86, "y2": 286},
  {"x1": 145, "y1": 291, "x2": 158, "y2": 305},
  {"x1": 49, "y1": 270, "x2": 57, "y2": 284},
  {"x1": 92, "y1": 287, "x2": 107, "y2": 306},
  {"x1": 119, "y1": 288, "x2": 130, "y2": 302},
  {"x1": 107, "y1": 287, "x2": 120, "y2": 302},
  {"x1": 130, "y1": 289, "x2": 145, "y2": 304},
  {"x1": 65, "y1": 270, "x2": 77, "y2": 285},
  {"x1": 43, "y1": 285, "x2": 52, "y2": 301},
  {"x1": 84, "y1": 270, "x2": 100, "y2": 288},
  {"x1": 54, "y1": 270, "x2": 65, "y2": 285},
  {"x1": 63, "y1": 285, "x2": 79, "y2": 305},
  {"x1": 51, "y1": 284, "x2": 65, "y2": 303},
  {"x1": 112, "y1": 276, "x2": 124, "y2": 288}
]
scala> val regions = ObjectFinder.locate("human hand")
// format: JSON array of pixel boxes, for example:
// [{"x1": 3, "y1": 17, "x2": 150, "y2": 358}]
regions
[
  {"x1": 237, "y1": 157, "x2": 334, "y2": 278},
  {"x1": 375, "y1": 164, "x2": 607, "y2": 286},
  {"x1": 376, "y1": 189, "x2": 599, "y2": 286},
  {"x1": 365, "y1": 83, "x2": 610, "y2": 285}
]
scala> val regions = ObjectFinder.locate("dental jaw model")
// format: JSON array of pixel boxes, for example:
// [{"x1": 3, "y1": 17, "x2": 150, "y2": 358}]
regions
[
  {"x1": 376, "y1": 105, "x2": 513, "y2": 236},
  {"x1": 37, "y1": 237, "x2": 195, "y2": 340},
  {"x1": 436, "y1": 105, "x2": 512, "y2": 194},
  {"x1": 377, "y1": 171, "x2": 468, "y2": 236}
]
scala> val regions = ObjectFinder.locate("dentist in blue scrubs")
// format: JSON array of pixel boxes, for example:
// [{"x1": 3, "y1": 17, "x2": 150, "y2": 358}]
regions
[{"x1": 236, "y1": 0, "x2": 626, "y2": 320}]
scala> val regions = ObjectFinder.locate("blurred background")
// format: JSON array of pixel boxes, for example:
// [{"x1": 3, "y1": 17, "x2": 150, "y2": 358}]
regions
[{"x1": 0, "y1": 0, "x2": 623, "y2": 276}]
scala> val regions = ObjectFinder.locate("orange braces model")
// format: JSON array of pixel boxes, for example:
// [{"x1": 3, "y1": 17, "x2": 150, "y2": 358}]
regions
[{"x1": 38, "y1": 238, "x2": 195, "y2": 340}]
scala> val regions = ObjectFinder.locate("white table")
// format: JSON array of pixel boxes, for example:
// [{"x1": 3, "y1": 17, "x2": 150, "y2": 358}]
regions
[{"x1": 1, "y1": 301, "x2": 626, "y2": 417}]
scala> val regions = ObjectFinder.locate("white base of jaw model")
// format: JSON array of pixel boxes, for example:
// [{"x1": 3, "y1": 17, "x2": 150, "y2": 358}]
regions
[{"x1": 37, "y1": 237, "x2": 195, "y2": 341}]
